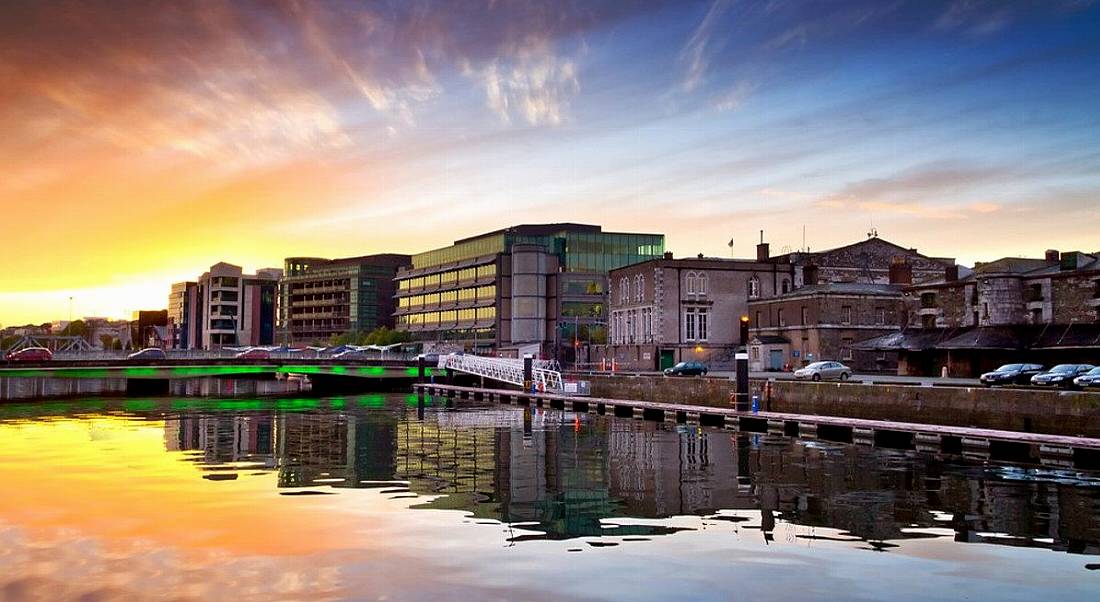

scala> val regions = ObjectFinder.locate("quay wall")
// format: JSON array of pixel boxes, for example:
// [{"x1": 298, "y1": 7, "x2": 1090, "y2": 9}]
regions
[{"x1": 585, "y1": 375, "x2": 1100, "y2": 438}]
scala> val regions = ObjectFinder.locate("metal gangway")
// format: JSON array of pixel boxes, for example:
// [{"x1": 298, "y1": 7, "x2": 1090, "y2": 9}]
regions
[{"x1": 440, "y1": 354, "x2": 564, "y2": 393}]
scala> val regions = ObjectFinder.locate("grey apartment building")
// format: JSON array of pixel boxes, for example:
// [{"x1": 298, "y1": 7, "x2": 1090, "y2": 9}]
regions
[
  {"x1": 168, "y1": 262, "x2": 281, "y2": 350},
  {"x1": 278, "y1": 254, "x2": 411, "y2": 343},
  {"x1": 394, "y1": 223, "x2": 664, "y2": 359}
]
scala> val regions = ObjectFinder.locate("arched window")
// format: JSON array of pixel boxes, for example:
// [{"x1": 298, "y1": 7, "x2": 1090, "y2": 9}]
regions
[
  {"x1": 697, "y1": 273, "x2": 708, "y2": 296},
  {"x1": 620, "y1": 277, "x2": 629, "y2": 304},
  {"x1": 686, "y1": 271, "x2": 696, "y2": 295},
  {"x1": 636, "y1": 275, "x2": 645, "y2": 302},
  {"x1": 781, "y1": 279, "x2": 791, "y2": 294},
  {"x1": 748, "y1": 276, "x2": 760, "y2": 299}
]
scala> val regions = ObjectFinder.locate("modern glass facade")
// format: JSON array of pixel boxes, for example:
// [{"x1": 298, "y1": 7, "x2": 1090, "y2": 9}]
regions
[
  {"x1": 395, "y1": 224, "x2": 664, "y2": 351},
  {"x1": 279, "y1": 254, "x2": 411, "y2": 343}
]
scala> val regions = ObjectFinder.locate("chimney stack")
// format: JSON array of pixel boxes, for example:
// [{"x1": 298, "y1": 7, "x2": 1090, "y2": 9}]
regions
[
  {"x1": 889, "y1": 257, "x2": 913, "y2": 285},
  {"x1": 756, "y1": 231, "x2": 770, "y2": 262},
  {"x1": 663, "y1": 251, "x2": 674, "y2": 260},
  {"x1": 944, "y1": 264, "x2": 959, "y2": 282},
  {"x1": 1045, "y1": 249, "x2": 1059, "y2": 262}
]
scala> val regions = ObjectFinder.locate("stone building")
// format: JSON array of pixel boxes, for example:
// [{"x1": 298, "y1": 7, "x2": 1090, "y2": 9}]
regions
[
  {"x1": 598, "y1": 241, "x2": 793, "y2": 371},
  {"x1": 747, "y1": 283, "x2": 906, "y2": 372},
  {"x1": 858, "y1": 250, "x2": 1100, "y2": 376},
  {"x1": 747, "y1": 236, "x2": 956, "y2": 373}
]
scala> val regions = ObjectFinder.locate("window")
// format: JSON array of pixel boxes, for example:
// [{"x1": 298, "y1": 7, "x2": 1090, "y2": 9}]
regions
[
  {"x1": 697, "y1": 273, "x2": 708, "y2": 296},
  {"x1": 684, "y1": 309, "x2": 697, "y2": 341},
  {"x1": 1030, "y1": 308, "x2": 1042, "y2": 324},
  {"x1": 920, "y1": 292, "x2": 936, "y2": 308},
  {"x1": 686, "y1": 272, "x2": 695, "y2": 295},
  {"x1": 752, "y1": 347, "x2": 760, "y2": 361},
  {"x1": 635, "y1": 274, "x2": 645, "y2": 302},
  {"x1": 748, "y1": 276, "x2": 760, "y2": 299},
  {"x1": 922, "y1": 314, "x2": 936, "y2": 329},
  {"x1": 626, "y1": 311, "x2": 635, "y2": 343},
  {"x1": 781, "y1": 279, "x2": 791, "y2": 294},
  {"x1": 620, "y1": 277, "x2": 629, "y2": 304},
  {"x1": 755, "y1": 311, "x2": 762, "y2": 328},
  {"x1": 801, "y1": 306, "x2": 808, "y2": 325},
  {"x1": 698, "y1": 309, "x2": 708, "y2": 341},
  {"x1": 842, "y1": 305, "x2": 852, "y2": 325},
  {"x1": 876, "y1": 307, "x2": 885, "y2": 325},
  {"x1": 841, "y1": 339, "x2": 853, "y2": 361},
  {"x1": 778, "y1": 308, "x2": 785, "y2": 327}
]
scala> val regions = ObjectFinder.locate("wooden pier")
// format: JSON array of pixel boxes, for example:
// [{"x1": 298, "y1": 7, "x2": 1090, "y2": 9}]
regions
[{"x1": 412, "y1": 383, "x2": 1100, "y2": 470}]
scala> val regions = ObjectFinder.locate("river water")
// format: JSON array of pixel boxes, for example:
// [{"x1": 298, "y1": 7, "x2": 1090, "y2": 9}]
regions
[{"x1": 0, "y1": 393, "x2": 1097, "y2": 601}]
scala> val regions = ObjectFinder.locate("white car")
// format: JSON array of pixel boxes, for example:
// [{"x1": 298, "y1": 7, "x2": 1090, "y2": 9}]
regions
[{"x1": 794, "y1": 361, "x2": 852, "y2": 382}]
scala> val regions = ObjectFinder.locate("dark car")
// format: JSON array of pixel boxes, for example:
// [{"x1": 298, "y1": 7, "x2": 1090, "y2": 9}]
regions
[
  {"x1": 127, "y1": 347, "x2": 167, "y2": 360},
  {"x1": 979, "y1": 363, "x2": 1044, "y2": 387},
  {"x1": 4, "y1": 347, "x2": 53, "y2": 362},
  {"x1": 664, "y1": 361, "x2": 708, "y2": 376},
  {"x1": 1031, "y1": 363, "x2": 1095, "y2": 388},
  {"x1": 1073, "y1": 366, "x2": 1100, "y2": 389}
]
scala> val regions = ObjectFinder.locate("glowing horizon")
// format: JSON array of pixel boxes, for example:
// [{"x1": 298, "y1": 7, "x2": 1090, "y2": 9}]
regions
[{"x1": 2, "y1": 1, "x2": 1099, "y2": 326}]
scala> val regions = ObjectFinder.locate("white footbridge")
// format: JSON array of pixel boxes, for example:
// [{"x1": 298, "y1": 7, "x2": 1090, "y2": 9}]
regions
[{"x1": 440, "y1": 354, "x2": 564, "y2": 393}]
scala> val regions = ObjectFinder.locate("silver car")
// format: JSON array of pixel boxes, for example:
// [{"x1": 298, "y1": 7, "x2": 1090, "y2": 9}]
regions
[{"x1": 794, "y1": 361, "x2": 852, "y2": 382}]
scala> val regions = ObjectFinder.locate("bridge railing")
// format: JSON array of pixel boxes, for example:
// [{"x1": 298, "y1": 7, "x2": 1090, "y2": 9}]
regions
[{"x1": 442, "y1": 354, "x2": 564, "y2": 392}]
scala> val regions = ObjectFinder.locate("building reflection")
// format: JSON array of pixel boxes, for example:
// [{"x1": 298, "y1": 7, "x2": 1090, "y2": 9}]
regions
[{"x1": 165, "y1": 400, "x2": 1100, "y2": 554}]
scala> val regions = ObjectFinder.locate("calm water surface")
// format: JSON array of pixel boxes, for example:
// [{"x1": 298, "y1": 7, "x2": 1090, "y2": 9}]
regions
[{"x1": 0, "y1": 393, "x2": 1098, "y2": 601}]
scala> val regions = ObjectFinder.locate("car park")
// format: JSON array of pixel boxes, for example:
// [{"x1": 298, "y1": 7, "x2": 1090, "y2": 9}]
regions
[
  {"x1": 664, "y1": 361, "x2": 708, "y2": 376},
  {"x1": 793, "y1": 361, "x2": 852, "y2": 381},
  {"x1": 4, "y1": 347, "x2": 53, "y2": 362},
  {"x1": 979, "y1": 363, "x2": 1044, "y2": 387},
  {"x1": 127, "y1": 347, "x2": 167, "y2": 360},
  {"x1": 1073, "y1": 366, "x2": 1100, "y2": 389},
  {"x1": 1030, "y1": 364, "x2": 1095, "y2": 388}
]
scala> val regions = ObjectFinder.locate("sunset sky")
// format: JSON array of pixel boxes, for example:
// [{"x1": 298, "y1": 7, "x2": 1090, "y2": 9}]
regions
[{"x1": 2, "y1": 0, "x2": 1099, "y2": 325}]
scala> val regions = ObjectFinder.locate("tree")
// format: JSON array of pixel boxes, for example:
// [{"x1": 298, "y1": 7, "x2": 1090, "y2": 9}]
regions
[{"x1": 99, "y1": 334, "x2": 114, "y2": 350}]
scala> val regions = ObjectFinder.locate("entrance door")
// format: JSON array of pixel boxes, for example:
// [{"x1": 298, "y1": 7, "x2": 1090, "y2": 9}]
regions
[
  {"x1": 769, "y1": 349, "x2": 783, "y2": 371},
  {"x1": 659, "y1": 349, "x2": 675, "y2": 371}
]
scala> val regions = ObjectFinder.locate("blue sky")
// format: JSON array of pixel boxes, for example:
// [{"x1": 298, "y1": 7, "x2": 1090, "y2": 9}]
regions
[{"x1": 1, "y1": 0, "x2": 1098, "y2": 321}]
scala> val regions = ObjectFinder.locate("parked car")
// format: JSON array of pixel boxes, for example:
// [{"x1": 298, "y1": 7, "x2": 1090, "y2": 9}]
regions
[
  {"x1": 1073, "y1": 366, "x2": 1100, "y2": 389},
  {"x1": 664, "y1": 361, "x2": 708, "y2": 376},
  {"x1": 793, "y1": 361, "x2": 852, "y2": 381},
  {"x1": 127, "y1": 347, "x2": 166, "y2": 360},
  {"x1": 979, "y1": 363, "x2": 1044, "y2": 387},
  {"x1": 235, "y1": 348, "x2": 271, "y2": 360},
  {"x1": 4, "y1": 347, "x2": 53, "y2": 362},
  {"x1": 1030, "y1": 364, "x2": 1095, "y2": 388}
]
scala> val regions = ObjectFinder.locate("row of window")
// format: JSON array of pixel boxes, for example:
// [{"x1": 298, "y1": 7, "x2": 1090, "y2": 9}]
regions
[
  {"x1": 398, "y1": 264, "x2": 497, "y2": 291},
  {"x1": 397, "y1": 285, "x2": 497, "y2": 309},
  {"x1": 610, "y1": 308, "x2": 654, "y2": 344},
  {"x1": 755, "y1": 305, "x2": 887, "y2": 328},
  {"x1": 397, "y1": 307, "x2": 497, "y2": 327},
  {"x1": 618, "y1": 275, "x2": 647, "y2": 304}
]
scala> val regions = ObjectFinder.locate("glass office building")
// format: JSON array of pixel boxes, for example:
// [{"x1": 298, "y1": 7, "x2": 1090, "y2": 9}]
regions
[{"x1": 395, "y1": 223, "x2": 664, "y2": 357}]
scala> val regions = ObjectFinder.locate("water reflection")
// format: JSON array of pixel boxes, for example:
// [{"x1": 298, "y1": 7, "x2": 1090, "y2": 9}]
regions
[{"x1": 152, "y1": 395, "x2": 1100, "y2": 554}]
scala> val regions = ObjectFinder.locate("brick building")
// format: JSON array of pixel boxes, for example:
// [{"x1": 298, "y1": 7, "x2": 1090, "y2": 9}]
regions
[
  {"x1": 747, "y1": 236, "x2": 956, "y2": 373},
  {"x1": 598, "y1": 241, "x2": 793, "y2": 371},
  {"x1": 858, "y1": 250, "x2": 1100, "y2": 376}
]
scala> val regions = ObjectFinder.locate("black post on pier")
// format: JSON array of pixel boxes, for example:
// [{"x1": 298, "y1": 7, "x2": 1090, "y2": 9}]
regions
[
  {"x1": 735, "y1": 351, "x2": 749, "y2": 411},
  {"x1": 446, "y1": 367, "x2": 454, "y2": 385},
  {"x1": 417, "y1": 355, "x2": 425, "y2": 384},
  {"x1": 523, "y1": 354, "x2": 533, "y2": 393}
]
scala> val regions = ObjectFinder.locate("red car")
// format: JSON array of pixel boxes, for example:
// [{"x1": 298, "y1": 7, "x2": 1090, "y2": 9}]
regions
[
  {"x1": 5, "y1": 347, "x2": 53, "y2": 362},
  {"x1": 235, "y1": 348, "x2": 271, "y2": 360}
]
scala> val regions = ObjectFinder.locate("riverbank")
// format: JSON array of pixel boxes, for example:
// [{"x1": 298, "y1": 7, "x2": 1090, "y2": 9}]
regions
[{"x1": 584, "y1": 374, "x2": 1100, "y2": 438}]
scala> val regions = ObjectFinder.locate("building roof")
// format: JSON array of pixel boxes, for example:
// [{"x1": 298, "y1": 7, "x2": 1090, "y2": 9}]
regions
[
  {"x1": 770, "y1": 236, "x2": 953, "y2": 267},
  {"x1": 855, "y1": 324, "x2": 1100, "y2": 351},
  {"x1": 752, "y1": 282, "x2": 904, "y2": 303}
]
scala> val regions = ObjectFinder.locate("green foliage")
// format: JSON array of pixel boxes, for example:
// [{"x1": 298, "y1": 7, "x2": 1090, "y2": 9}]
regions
[
  {"x1": 99, "y1": 334, "x2": 114, "y2": 349},
  {"x1": 58, "y1": 320, "x2": 88, "y2": 337}
]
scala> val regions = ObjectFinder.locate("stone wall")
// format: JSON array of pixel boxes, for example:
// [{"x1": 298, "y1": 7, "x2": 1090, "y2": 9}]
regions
[{"x1": 586, "y1": 374, "x2": 1100, "y2": 437}]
